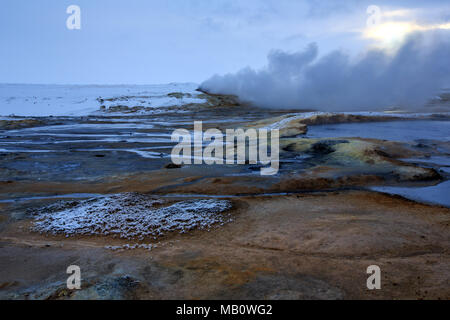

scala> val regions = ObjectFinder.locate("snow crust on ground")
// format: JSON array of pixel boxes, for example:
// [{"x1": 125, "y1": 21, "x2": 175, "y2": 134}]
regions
[
  {"x1": 0, "y1": 83, "x2": 203, "y2": 116},
  {"x1": 32, "y1": 193, "x2": 233, "y2": 239},
  {"x1": 264, "y1": 111, "x2": 450, "y2": 131}
]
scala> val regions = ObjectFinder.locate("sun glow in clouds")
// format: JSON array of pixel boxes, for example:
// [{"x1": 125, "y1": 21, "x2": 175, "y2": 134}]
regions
[{"x1": 364, "y1": 21, "x2": 450, "y2": 48}]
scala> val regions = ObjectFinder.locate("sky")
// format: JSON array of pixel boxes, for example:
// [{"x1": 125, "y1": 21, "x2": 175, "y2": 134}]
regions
[{"x1": 0, "y1": 0, "x2": 449, "y2": 85}]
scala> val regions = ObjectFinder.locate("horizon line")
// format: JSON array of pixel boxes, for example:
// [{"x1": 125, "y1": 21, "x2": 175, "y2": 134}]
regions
[{"x1": 0, "y1": 82, "x2": 200, "y2": 87}]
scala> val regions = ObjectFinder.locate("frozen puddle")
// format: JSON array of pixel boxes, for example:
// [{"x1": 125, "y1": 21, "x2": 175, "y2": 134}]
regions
[
  {"x1": 307, "y1": 120, "x2": 450, "y2": 142},
  {"x1": 401, "y1": 156, "x2": 450, "y2": 174},
  {"x1": 371, "y1": 180, "x2": 450, "y2": 207},
  {"x1": 32, "y1": 193, "x2": 233, "y2": 239}
]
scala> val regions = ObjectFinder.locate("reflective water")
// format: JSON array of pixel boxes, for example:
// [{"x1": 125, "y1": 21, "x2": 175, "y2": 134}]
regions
[{"x1": 308, "y1": 120, "x2": 450, "y2": 142}]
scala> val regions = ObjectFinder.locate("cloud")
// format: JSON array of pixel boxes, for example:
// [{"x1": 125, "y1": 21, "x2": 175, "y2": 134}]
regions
[{"x1": 200, "y1": 29, "x2": 450, "y2": 111}]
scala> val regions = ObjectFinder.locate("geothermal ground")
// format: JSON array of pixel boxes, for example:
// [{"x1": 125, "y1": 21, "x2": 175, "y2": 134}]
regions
[{"x1": 0, "y1": 85, "x2": 449, "y2": 299}]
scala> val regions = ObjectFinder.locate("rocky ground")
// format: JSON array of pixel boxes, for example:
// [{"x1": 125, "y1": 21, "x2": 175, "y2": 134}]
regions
[
  {"x1": 0, "y1": 91, "x2": 449, "y2": 300},
  {"x1": 0, "y1": 191, "x2": 448, "y2": 300}
]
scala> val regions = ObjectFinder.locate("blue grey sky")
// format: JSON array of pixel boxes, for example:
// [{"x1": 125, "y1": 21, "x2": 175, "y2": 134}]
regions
[{"x1": 1, "y1": 0, "x2": 448, "y2": 84}]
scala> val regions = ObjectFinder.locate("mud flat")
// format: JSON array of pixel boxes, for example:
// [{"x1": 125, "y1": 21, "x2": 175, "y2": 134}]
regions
[
  {"x1": 0, "y1": 89, "x2": 449, "y2": 299},
  {"x1": 0, "y1": 191, "x2": 449, "y2": 299}
]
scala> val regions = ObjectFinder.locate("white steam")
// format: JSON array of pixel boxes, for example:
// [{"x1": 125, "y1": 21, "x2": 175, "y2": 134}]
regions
[{"x1": 200, "y1": 30, "x2": 450, "y2": 111}]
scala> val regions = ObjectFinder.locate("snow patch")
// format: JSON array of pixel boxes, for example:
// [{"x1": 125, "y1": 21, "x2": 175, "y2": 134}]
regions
[
  {"x1": 264, "y1": 111, "x2": 450, "y2": 130},
  {"x1": 32, "y1": 193, "x2": 233, "y2": 239},
  {"x1": 105, "y1": 243, "x2": 157, "y2": 251},
  {"x1": 0, "y1": 83, "x2": 203, "y2": 116}
]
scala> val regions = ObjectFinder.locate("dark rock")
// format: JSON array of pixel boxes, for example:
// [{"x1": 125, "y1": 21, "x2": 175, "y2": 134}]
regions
[
  {"x1": 309, "y1": 140, "x2": 349, "y2": 155},
  {"x1": 310, "y1": 142, "x2": 335, "y2": 155},
  {"x1": 165, "y1": 163, "x2": 182, "y2": 169},
  {"x1": 168, "y1": 92, "x2": 191, "y2": 99}
]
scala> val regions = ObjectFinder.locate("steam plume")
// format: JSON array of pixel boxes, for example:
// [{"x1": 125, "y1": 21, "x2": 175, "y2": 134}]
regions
[{"x1": 200, "y1": 30, "x2": 450, "y2": 111}]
